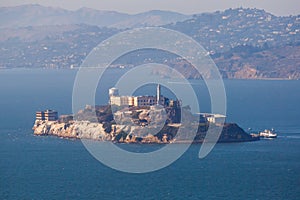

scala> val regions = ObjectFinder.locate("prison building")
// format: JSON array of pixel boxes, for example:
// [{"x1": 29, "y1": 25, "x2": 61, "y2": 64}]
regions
[
  {"x1": 133, "y1": 96, "x2": 157, "y2": 107},
  {"x1": 108, "y1": 84, "x2": 168, "y2": 107},
  {"x1": 36, "y1": 111, "x2": 45, "y2": 120},
  {"x1": 35, "y1": 110, "x2": 58, "y2": 121},
  {"x1": 110, "y1": 96, "x2": 135, "y2": 106}
]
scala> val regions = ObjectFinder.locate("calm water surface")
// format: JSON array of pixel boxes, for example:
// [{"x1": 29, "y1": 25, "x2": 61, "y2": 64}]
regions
[{"x1": 0, "y1": 69, "x2": 299, "y2": 200}]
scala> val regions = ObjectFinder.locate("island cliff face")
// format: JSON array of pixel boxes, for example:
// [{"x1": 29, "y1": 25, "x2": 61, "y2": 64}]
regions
[
  {"x1": 33, "y1": 105, "x2": 258, "y2": 143},
  {"x1": 33, "y1": 120, "x2": 110, "y2": 140}
]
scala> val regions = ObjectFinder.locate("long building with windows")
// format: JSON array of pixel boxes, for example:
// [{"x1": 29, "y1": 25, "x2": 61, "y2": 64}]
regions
[
  {"x1": 109, "y1": 85, "x2": 177, "y2": 107},
  {"x1": 36, "y1": 110, "x2": 58, "y2": 121},
  {"x1": 110, "y1": 96, "x2": 135, "y2": 106}
]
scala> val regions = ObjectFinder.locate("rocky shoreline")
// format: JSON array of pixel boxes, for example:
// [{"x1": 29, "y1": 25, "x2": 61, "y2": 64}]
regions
[{"x1": 33, "y1": 105, "x2": 259, "y2": 143}]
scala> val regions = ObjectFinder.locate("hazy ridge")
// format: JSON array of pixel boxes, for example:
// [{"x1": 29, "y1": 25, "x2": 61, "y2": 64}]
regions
[
  {"x1": 0, "y1": 4, "x2": 190, "y2": 28},
  {"x1": 0, "y1": 4, "x2": 299, "y2": 79}
]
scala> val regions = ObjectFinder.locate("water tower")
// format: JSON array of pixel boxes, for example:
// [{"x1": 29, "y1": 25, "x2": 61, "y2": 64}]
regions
[{"x1": 109, "y1": 87, "x2": 119, "y2": 97}]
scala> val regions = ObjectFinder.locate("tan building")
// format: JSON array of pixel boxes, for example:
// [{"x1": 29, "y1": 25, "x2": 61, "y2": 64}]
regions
[
  {"x1": 36, "y1": 111, "x2": 45, "y2": 120},
  {"x1": 36, "y1": 110, "x2": 58, "y2": 121},
  {"x1": 108, "y1": 84, "x2": 167, "y2": 107},
  {"x1": 110, "y1": 96, "x2": 134, "y2": 106},
  {"x1": 133, "y1": 96, "x2": 157, "y2": 107}
]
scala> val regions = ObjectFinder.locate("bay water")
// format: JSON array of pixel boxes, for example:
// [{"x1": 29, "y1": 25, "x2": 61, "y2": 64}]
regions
[{"x1": 0, "y1": 69, "x2": 299, "y2": 199}]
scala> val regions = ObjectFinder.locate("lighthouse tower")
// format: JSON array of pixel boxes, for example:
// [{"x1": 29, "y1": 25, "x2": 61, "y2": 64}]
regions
[{"x1": 156, "y1": 84, "x2": 161, "y2": 105}]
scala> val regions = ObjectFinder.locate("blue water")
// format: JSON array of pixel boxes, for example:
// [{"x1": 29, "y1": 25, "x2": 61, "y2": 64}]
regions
[{"x1": 0, "y1": 69, "x2": 299, "y2": 199}]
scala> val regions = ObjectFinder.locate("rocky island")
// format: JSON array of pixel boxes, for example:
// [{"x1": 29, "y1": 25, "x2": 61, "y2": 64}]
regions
[
  {"x1": 33, "y1": 105, "x2": 259, "y2": 143},
  {"x1": 33, "y1": 86, "x2": 259, "y2": 143}
]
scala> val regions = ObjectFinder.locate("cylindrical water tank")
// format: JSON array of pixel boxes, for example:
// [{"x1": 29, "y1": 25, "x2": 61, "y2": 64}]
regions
[{"x1": 109, "y1": 87, "x2": 119, "y2": 97}]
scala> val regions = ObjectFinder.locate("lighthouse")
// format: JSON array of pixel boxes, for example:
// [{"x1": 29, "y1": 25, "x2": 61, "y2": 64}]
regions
[{"x1": 157, "y1": 84, "x2": 161, "y2": 105}]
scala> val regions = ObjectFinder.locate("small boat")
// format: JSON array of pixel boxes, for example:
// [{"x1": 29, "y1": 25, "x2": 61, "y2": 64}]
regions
[{"x1": 259, "y1": 129, "x2": 277, "y2": 138}]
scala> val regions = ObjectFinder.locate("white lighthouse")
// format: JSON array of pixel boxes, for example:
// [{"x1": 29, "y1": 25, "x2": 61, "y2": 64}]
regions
[{"x1": 156, "y1": 84, "x2": 161, "y2": 105}]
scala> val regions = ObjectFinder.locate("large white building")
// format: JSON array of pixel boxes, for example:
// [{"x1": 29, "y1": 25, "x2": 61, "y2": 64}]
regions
[
  {"x1": 109, "y1": 84, "x2": 167, "y2": 107},
  {"x1": 110, "y1": 96, "x2": 134, "y2": 106}
]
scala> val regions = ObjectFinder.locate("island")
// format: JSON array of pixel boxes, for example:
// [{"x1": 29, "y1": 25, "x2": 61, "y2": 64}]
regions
[{"x1": 33, "y1": 86, "x2": 259, "y2": 143}]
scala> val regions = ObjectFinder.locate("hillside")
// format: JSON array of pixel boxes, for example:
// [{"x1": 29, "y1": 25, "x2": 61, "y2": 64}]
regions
[
  {"x1": 214, "y1": 45, "x2": 300, "y2": 79},
  {"x1": 0, "y1": 4, "x2": 190, "y2": 29},
  {"x1": 165, "y1": 8, "x2": 300, "y2": 53},
  {"x1": 0, "y1": 6, "x2": 299, "y2": 79},
  {"x1": 0, "y1": 24, "x2": 118, "y2": 68}
]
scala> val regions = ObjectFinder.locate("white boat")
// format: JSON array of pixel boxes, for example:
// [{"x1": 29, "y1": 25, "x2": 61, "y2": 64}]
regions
[{"x1": 259, "y1": 129, "x2": 277, "y2": 138}]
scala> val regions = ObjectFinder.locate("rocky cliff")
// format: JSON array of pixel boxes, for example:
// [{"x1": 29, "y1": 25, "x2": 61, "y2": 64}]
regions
[
  {"x1": 33, "y1": 106, "x2": 259, "y2": 143},
  {"x1": 33, "y1": 120, "x2": 110, "y2": 140}
]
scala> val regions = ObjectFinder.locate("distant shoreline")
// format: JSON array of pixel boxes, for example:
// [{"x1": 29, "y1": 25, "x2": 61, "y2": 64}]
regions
[{"x1": 1, "y1": 67, "x2": 298, "y2": 80}]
